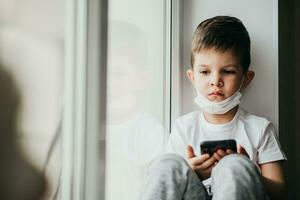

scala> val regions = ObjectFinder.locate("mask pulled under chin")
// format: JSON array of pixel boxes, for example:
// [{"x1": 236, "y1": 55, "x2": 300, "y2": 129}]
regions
[{"x1": 194, "y1": 90, "x2": 242, "y2": 114}]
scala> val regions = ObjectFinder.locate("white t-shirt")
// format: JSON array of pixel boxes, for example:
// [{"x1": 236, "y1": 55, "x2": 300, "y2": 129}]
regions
[{"x1": 166, "y1": 107, "x2": 286, "y2": 187}]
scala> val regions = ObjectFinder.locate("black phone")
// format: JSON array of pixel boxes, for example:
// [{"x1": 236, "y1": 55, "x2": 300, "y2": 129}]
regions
[{"x1": 200, "y1": 139, "x2": 237, "y2": 155}]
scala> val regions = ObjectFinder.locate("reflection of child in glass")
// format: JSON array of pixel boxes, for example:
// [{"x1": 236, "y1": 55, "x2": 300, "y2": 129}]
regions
[
  {"x1": 106, "y1": 21, "x2": 166, "y2": 200},
  {"x1": 141, "y1": 16, "x2": 286, "y2": 200}
]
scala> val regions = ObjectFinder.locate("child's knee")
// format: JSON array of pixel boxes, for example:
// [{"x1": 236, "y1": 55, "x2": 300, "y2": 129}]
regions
[
  {"x1": 213, "y1": 154, "x2": 258, "y2": 175},
  {"x1": 146, "y1": 153, "x2": 189, "y2": 175},
  {"x1": 220, "y1": 154, "x2": 251, "y2": 166}
]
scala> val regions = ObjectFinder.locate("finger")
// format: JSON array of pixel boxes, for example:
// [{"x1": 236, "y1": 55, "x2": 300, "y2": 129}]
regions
[
  {"x1": 199, "y1": 156, "x2": 217, "y2": 169},
  {"x1": 237, "y1": 144, "x2": 249, "y2": 158},
  {"x1": 186, "y1": 145, "x2": 196, "y2": 159},
  {"x1": 226, "y1": 149, "x2": 235, "y2": 154},
  {"x1": 189, "y1": 154, "x2": 210, "y2": 166},
  {"x1": 216, "y1": 149, "x2": 226, "y2": 157},
  {"x1": 237, "y1": 144, "x2": 242, "y2": 154},
  {"x1": 213, "y1": 149, "x2": 226, "y2": 161},
  {"x1": 213, "y1": 152, "x2": 222, "y2": 161}
]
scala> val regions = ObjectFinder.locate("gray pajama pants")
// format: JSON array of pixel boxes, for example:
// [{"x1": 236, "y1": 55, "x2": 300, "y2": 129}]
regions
[{"x1": 140, "y1": 154, "x2": 267, "y2": 200}]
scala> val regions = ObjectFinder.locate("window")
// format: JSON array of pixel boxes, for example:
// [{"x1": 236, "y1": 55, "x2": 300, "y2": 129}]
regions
[
  {"x1": 105, "y1": 0, "x2": 171, "y2": 199},
  {"x1": 62, "y1": 0, "x2": 172, "y2": 199}
]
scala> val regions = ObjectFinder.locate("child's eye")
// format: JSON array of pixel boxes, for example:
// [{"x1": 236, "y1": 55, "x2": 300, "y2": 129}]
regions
[
  {"x1": 223, "y1": 70, "x2": 236, "y2": 74},
  {"x1": 199, "y1": 70, "x2": 209, "y2": 75}
]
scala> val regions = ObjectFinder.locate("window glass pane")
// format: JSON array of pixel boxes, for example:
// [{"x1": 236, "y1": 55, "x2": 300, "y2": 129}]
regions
[{"x1": 106, "y1": 0, "x2": 168, "y2": 199}]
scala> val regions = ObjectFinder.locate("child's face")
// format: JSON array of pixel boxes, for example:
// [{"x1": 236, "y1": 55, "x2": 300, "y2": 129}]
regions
[{"x1": 187, "y1": 48, "x2": 253, "y2": 102}]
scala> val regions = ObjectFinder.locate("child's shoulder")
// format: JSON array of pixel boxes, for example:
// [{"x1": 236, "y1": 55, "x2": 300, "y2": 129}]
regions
[
  {"x1": 174, "y1": 110, "x2": 201, "y2": 126},
  {"x1": 238, "y1": 107, "x2": 271, "y2": 127}
]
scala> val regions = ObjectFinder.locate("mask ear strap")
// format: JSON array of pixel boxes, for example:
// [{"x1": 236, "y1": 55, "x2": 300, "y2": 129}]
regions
[
  {"x1": 231, "y1": 76, "x2": 245, "y2": 95},
  {"x1": 193, "y1": 87, "x2": 199, "y2": 97},
  {"x1": 238, "y1": 76, "x2": 246, "y2": 92}
]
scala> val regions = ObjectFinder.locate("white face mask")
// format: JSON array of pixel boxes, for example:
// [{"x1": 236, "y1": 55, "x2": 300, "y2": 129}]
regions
[{"x1": 194, "y1": 78, "x2": 244, "y2": 114}]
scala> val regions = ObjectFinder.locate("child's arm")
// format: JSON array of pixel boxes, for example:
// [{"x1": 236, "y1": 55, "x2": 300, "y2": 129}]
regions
[
  {"x1": 237, "y1": 145, "x2": 286, "y2": 199},
  {"x1": 260, "y1": 161, "x2": 286, "y2": 200}
]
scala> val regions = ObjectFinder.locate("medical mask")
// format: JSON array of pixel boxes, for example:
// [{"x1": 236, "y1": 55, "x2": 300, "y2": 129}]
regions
[{"x1": 194, "y1": 78, "x2": 244, "y2": 114}]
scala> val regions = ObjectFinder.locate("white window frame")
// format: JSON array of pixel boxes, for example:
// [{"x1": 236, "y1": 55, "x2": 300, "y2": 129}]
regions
[
  {"x1": 62, "y1": 0, "x2": 175, "y2": 199},
  {"x1": 170, "y1": 0, "x2": 183, "y2": 129},
  {"x1": 62, "y1": 0, "x2": 107, "y2": 199}
]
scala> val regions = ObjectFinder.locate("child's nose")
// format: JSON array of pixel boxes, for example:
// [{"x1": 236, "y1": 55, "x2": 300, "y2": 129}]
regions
[{"x1": 210, "y1": 74, "x2": 223, "y2": 87}]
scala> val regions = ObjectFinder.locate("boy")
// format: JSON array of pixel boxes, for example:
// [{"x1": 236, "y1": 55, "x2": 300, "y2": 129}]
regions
[{"x1": 140, "y1": 16, "x2": 286, "y2": 200}]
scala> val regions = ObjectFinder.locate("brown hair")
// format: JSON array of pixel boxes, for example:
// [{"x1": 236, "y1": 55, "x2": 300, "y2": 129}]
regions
[{"x1": 191, "y1": 16, "x2": 251, "y2": 72}]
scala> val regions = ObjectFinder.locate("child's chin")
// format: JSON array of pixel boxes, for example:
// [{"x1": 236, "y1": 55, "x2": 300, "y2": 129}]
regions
[{"x1": 207, "y1": 96, "x2": 226, "y2": 102}]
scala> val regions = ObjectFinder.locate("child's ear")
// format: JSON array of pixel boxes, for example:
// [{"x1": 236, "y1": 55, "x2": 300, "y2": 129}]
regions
[
  {"x1": 242, "y1": 70, "x2": 255, "y2": 88},
  {"x1": 186, "y1": 68, "x2": 195, "y2": 84}
]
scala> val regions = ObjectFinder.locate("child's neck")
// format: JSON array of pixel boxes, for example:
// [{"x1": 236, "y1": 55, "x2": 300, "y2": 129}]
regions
[{"x1": 203, "y1": 106, "x2": 239, "y2": 124}]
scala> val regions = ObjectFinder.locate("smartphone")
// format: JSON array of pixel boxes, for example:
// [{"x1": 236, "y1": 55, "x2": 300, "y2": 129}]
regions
[{"x1": 200, "y1": 139, "x2": 237, "y2": 155}]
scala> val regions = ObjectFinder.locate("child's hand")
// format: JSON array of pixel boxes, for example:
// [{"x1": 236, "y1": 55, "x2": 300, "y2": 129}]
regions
[
  {"x1": 212, "y1": 149, "x2": 234, "y2": 161},
  {"x1": 186, "y1": 145, "x2": 217, "y2": 181},
  {"x1": 213, "y1": 145, "x2": 249, "y2": 161},
  {"x1": 237, "y1": 144, "x2": 249, "y2": 158}
]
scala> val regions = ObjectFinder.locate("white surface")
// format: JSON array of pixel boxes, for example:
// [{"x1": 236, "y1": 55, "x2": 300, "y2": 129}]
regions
[{"x1": 181, "y1": 0, "x2": 278, "y2": 129}]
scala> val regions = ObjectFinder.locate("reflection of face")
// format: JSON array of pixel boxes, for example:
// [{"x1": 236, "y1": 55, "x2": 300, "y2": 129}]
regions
[
  {"x1": 106, "y1": 21, "x2": 148, "y2": 123},
  {"x1": 107, "y1": 54, "x2": 143, "y2": 121},
  {"x1": 107, "y1": 55, "x2": 141, "y2": 98},
  {"x1": 189, "y1": 49, "x2": 244, "y2": 102}
]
